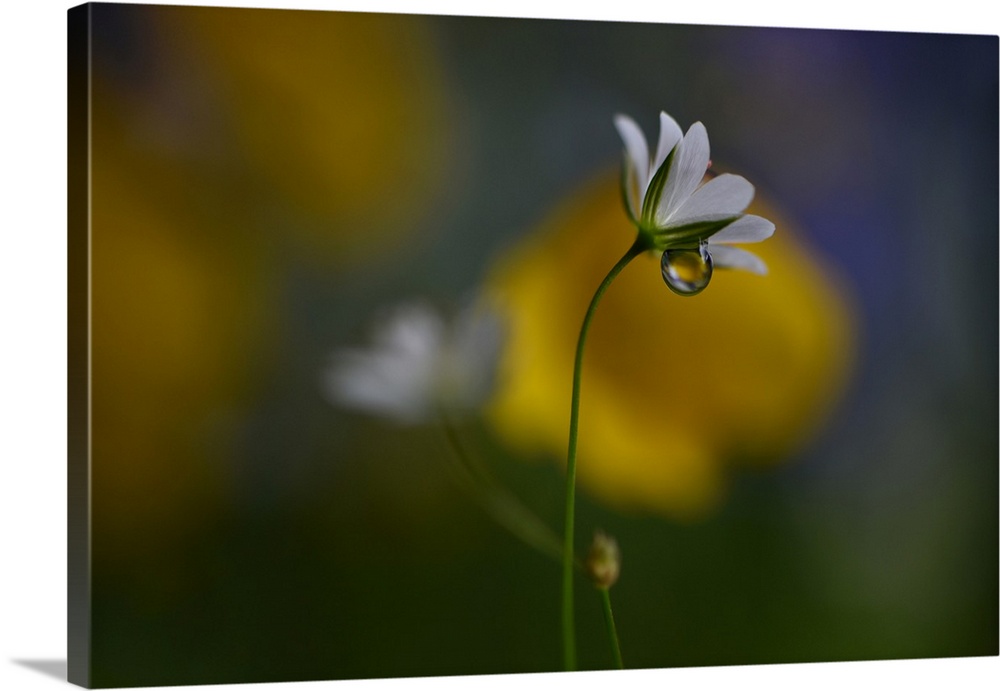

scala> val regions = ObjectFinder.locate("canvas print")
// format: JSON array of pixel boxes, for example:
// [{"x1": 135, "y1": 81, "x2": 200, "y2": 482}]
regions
[{"x1": 67, "y1": 3, "x2": 998, "y2": 688}]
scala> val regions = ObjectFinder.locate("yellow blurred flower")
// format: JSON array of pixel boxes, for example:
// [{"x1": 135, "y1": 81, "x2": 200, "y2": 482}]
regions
[
  {"x1": 87, "y1": 5, "x2": 452, "y2": 564},
  {"x1": 90, "y1": 115, "x2": 274, "y2": 566},
  {"x1": 485, "y1": 174, "x2": 854, "y2": 519},
  {"x1": 160, "y1": 6, "x2": 451, "y2": 260}
]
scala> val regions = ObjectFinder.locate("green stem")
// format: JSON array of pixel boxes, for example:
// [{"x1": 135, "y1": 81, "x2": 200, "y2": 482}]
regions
[
  {"x1": 599, "y1": 588, "x2": 624, "y2": 670},
  {"x1": 562, "y1": 238, "x2": 645, "y2": 671},
  {"x1": 440, "y1": 419, "x2": 564, "y2": 562}
]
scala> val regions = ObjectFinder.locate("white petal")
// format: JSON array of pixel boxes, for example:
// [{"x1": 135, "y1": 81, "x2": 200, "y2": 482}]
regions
[
  {"x1": 708, "y1": 214, "x2": 775, "y2": 244},
  {"x1": 621, "y1": 157, "x2": 641, "y2": 221},
  {"x1": 668, "y1": 173, "x2": 754, "y2": 225},
  {"x1": 651, "y1": 111, "x2": 683, "y2": 175},
  {"x1": 324, "y1": 302, "x2": 445, "y2": 424},
  {"x1": 446, "y1": 303, "x2": 506, "y2": 408},
  {"x1": 655, "y1": 122, "x2": 711, "y2": 225},
  {"x1": 372, "y1": 302, "x2": 444, "y2": 355},
  {"x1": 324, "y1": 350, "x2": 432, "y2": 423},
  {"x1": 613, "y1": 114, "x2": 649, "y2": 196},
  {"x1": 708, "y1": 245, "x2": 768, "y2": 275}
]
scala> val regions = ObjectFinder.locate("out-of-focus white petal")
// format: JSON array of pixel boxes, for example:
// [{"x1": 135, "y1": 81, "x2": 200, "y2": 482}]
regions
[
  {"x1": 324, "y1": 302, "x2": 443, "y2": 424},
  {"x1": 707, "y1": 244, "x2": 769, "y2": 275},
  {"x1": 655, "y1": 122, "x2": 711, "y2": 225},
  {"x1": 669, "y1": 173, "x2": 754, "y2": 225},
  {"x1": 324, "y1": 299, "x2": 506, "y2": 424},
  {"x1": 324, "y1": 348, "x2": 433, "y2": 423},
  {"x1": 708, "y1": 214, "x2": 775, "y2": 244},
  {"x1": 447, "y1": 303, "x2": 506, "y2": 409},
  {"x1": 371, "y1": 302, "x2": 444, "y2": 355},
  {"x1": 614, "y1": 114, "x2": 650, "y2": 194},
  {"x1": 651, "y1": 111, "x2": 683, "y2": 176}
]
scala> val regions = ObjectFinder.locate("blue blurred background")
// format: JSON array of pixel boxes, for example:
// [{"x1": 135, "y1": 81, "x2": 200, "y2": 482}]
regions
[{"x1": 85, "y1": 4, "x2": 997, "y2": 686}]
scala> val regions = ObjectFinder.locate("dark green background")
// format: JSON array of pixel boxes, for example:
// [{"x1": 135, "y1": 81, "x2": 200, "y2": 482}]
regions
[{"x1": 83, "y1": 4, "x2": 998, "y2": 686}]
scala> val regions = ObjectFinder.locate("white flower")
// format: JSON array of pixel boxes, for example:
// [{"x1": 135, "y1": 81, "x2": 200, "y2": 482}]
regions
[
  {"x1": 324, "y1": 299, "x2": 505, "y2": 424},
  {"x1": 614, "y1": 111, "x2": 774, "y2": 274}
]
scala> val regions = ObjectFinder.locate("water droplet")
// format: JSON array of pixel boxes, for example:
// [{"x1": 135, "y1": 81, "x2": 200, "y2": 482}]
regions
[{"x1": 661, "y1": 243, "x2": 713, "y2": 296}]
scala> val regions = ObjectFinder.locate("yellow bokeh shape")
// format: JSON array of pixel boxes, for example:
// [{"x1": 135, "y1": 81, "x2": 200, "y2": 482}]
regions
[
  {"x1": 87, "y1": 7, "x2": 451, "y2": 565},
  {"x1": 150, "y1": 6, "x2": 451, "y2": 259},
  {"x1": 486, "y1": 173, "x2": 855, "y2": 519}
]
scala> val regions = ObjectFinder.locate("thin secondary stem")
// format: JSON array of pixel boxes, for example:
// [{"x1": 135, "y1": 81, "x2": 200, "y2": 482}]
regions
[
  {"x1": 599, "y1": 588, "x2": 624, "y2": 670},
  {"x1": 440, "y1": 419, "x2": 564, "y2": 562},
  {"x1": 562, "y1": 238, "x2": 645, "y2": 671}
]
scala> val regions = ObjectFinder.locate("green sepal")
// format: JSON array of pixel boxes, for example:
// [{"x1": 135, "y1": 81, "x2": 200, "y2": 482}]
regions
[
  {"x1": 651, "y1": 216, "x2": 741, "y2": 250},
  {"x1": 639, "y1": 145, "x2": 675, "y2": 226},
  {"x1": 632, "y1": 227, "x2": 658, "y2": 253}
]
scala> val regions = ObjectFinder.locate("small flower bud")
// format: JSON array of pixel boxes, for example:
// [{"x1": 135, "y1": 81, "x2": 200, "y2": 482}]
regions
[{"x1": 585, "y1": 530, "x2": 621, "y2": 589}]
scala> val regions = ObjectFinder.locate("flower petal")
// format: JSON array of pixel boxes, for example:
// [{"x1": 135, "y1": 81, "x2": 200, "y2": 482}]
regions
[
  {"x1": 324, "y1": 302, "x2": 445, "y2": 423},
  {"x1": 707, "y1": 244, "x2": 769, "y2": 275},
  {"x1": 651, "y1": 111, "x2": 683, "y2": 175},
  {"x1": 371, "y1": 302, "x2": 445, "y2": 356},
  {"x1": 708, "y1": 214, "x2": 775, "y2": 244},
  {"x1": 620, "y1": 157, "x2": 641, "y2": 222},
  {"x1": 325, "y1": 348, "x2": 433, "y2": 423},
  {"x1": 655, "y1": 121, "x2": 711, "y2": 226},
  {"x1": 613, "y1": 114, "x2": 649, "y2": 195},
  {"x1": 668, "y1": 173, "x2": 755, "y2": 225},
  {"x1": 447, "y1": 302, "x2": 507, "y2": 408}
]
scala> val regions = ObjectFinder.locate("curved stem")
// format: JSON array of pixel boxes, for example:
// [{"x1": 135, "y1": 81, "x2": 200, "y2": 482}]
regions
[
  {"x1": 599, "y1": 588, "x2": 624, "y2": 670},
  {"x1": 562, "y1": 238, "x2": 645, "y2": 671}
]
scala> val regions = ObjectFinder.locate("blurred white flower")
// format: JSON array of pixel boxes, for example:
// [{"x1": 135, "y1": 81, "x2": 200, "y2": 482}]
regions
[
  {"x1": 324, "y1": 299, "x2": 505, "y2": 424},
  {"x1": 614, "y1": 111, "x2": 774, "y2": 274}
]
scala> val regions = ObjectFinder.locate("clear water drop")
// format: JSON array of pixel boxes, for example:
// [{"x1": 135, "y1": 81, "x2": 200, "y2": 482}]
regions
[{"x1": 660, "y1": 243, "x2": 713, "y2": 296}]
